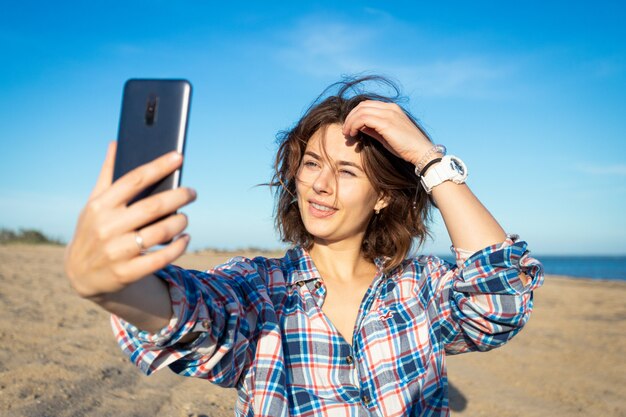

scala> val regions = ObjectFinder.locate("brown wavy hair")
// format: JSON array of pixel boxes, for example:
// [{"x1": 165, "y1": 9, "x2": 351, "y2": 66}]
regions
[{"x1": 271, "y1": 75, "x2": 433, "y2": 271}]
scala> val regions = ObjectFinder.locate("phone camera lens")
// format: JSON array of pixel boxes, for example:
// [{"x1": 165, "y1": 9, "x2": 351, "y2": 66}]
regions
[{"x1": 145, "y1": 96, "x2": 158, "y2": 126}]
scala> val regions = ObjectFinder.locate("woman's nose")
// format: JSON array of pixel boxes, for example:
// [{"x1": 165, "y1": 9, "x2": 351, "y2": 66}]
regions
[{"x1": 312, "y1": 168, "x2": 334, "y2": 195}]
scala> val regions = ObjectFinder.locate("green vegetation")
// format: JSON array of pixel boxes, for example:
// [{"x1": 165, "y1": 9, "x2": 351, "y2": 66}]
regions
[{"x1": 0, "y1": 228, "x2": 64, "y2": 246}]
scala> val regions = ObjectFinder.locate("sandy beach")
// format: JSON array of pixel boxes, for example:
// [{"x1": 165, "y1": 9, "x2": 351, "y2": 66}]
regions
[{"x1": 0, "y1": 244, "x2": 624, "y2": 417}]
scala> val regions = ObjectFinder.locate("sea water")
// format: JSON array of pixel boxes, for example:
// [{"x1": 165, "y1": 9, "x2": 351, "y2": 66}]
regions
[
  {"x1": 533, "y1": 256, "x2": 626, "y2": 281},
  {"x1": 438, "y1": 255, "x2": 626, "y2": 281}
]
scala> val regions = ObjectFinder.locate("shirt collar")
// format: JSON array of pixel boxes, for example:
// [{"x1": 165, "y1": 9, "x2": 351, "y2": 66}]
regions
[{"x1": 284, "y1": 246, "x2": 321, "y2": 285}]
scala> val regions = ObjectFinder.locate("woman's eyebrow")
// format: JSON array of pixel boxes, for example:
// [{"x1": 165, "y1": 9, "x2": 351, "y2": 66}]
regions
[{"x1": 304, "y1": 151, "x2": 364, "y2": 171}]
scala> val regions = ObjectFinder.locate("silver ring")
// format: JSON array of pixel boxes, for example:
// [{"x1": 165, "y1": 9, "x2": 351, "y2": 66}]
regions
[{"x1": 134, "y1": 231, "x2": 145, "y2": 251}]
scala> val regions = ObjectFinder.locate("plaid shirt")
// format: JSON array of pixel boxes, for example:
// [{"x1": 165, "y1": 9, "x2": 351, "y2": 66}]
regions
[{"x1": 112, "y1": 234, "x2": 543, "y2": 416}]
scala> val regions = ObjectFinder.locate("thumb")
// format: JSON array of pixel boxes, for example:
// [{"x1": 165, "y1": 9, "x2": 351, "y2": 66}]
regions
[{"x1": 89, "y1": 141, "x2": 117, "y2": 201}]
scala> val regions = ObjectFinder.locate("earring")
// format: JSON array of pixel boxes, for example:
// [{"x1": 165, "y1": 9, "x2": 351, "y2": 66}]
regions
[{"x1": 375, "y1": 208, "x2": 380, "y2": 215}]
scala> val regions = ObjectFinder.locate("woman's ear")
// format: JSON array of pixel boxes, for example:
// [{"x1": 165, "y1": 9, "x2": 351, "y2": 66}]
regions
[{"x1": 374, "y1": 194, "x2": 391, "y2": 212}]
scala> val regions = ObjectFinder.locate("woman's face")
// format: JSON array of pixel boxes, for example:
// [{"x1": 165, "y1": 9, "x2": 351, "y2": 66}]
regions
[{"x1": 296, "y1": 124, "x2": 387, "y2": 247}]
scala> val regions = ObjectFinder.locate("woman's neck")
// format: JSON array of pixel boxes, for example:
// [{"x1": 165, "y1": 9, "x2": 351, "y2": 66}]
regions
[{"x1": 308, "y1": 240, "x2": 376, "y2": 284}]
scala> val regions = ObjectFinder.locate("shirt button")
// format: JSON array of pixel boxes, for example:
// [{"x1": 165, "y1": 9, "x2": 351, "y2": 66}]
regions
[
  {"x1": 201, "y1": 319, "x2": 210, "y2": 329},
  {"x1": 346, "y1": 355, "x2": 354, "y2": 365},
  {"x1": 314, "y1": 281, "x2": 322, "y2": 289},
  {"x1": 297, "y1": 281, "x2": 305, "y2": 287},
  {"x1": 361, "y1": 394, "x2": 371, "y2": 405}
]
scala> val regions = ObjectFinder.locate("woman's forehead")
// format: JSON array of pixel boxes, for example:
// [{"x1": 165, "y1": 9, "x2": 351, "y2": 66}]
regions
[{"x1": 305, "y1": 124, "x2": 362, "y2": 162}]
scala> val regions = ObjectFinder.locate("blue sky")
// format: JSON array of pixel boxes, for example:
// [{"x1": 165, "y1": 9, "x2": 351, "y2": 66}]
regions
[{"x1": 0, "y1": 1, "x2": 624, "y2": 255}]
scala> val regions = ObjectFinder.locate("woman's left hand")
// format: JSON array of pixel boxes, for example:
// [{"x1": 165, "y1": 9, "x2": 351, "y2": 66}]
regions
[{"x1": 342, "y1": 100, "x2": 432, "y2": 165}]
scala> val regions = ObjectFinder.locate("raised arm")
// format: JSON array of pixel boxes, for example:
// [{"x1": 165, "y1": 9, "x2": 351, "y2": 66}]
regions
[
  {"x1": 344, "y1": 101, "x2": 543, "y2": 353},
  {"x1": 64, "y1": 142, "x2": 196, "y2": 333},
  {"x1": 343, "y1": 101, "x2": 519, "y2": 267}
]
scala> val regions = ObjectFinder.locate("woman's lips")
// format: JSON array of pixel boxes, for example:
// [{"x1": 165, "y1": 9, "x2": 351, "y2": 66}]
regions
[{"x1": 308, "y1": 201, "x2": 337, "y2": 218}]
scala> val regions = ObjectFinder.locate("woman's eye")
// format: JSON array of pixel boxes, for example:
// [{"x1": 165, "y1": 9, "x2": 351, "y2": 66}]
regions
[
  {"x1": 303, "y1": 160, "x2": 319, "y2": 168},
  {"x1": 339, "y1": 169, "x2": 356, "y2": 177}
]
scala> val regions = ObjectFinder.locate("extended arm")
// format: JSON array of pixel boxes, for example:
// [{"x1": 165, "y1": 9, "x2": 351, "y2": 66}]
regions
[
  {"x1": 343, "y1": 101, "x2": 526, "y2": 285},
  {"x1": 111, "y1": 258, "x2": 278, "y2": 387},
  {"x1": 64, "y1": 142, "x2": 197, "y2": 333}
]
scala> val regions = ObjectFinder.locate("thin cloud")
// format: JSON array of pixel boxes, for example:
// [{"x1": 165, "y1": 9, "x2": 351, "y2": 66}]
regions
[
  {"x1": 273, "y1": 21, "x2": 375, "y2": 77},
  {"x1": 577, "y1": 164, "x2": 626, "y2": 176},
  {"x1": 362, "y1": 7, "x2": 395, "y2": 21},
  {"x1": 387, "y1": 59, "x2": 514, "y2": 99},
  {"x1": 272, "y1": 16, "x2": 520, "y2": 99}
]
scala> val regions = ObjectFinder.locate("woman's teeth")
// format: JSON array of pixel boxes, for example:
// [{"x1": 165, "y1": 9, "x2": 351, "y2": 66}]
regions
[{"x1": 311, "y1": 202, "x2": 334, "y2": 212}]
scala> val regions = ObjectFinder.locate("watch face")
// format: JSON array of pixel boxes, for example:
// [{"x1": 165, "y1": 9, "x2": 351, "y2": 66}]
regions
[{"x1": 450, "y1": 158, "x2": 465, "y2": 175}]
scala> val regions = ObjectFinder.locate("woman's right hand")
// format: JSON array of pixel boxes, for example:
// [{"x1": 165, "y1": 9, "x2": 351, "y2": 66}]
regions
[{"x1": 64, "y1": 142, "x2": 197, "y2": 299}]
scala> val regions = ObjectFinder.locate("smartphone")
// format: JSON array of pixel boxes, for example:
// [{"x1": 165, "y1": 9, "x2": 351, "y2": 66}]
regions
[{"x1": 113, "y1": 79, "x2": 192, "y2": 206}]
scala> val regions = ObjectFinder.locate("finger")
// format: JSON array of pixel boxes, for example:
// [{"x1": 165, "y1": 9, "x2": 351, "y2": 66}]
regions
[
  {"x1": 103, "y1": 213, "x2": 189, "y2": 262},
  {"x1": 89, "y1": 141, "x2": 117, "y2": 201},
  {"x1": 344, "y1": 101, "x2": 406, "y2": 135},
  {"x1": 360, "y1": 126, "x2": 386, "y2": 143},
  {"x1": 344, "y1": 111, "x2": 392, "y2": 139},
  {"x1": 109, "y1": 187, "x2": 196, "y2": 234},
  {"x1": 136, "y1": 212, "x2": 189, "y2": 249},
  {"x1": 343, "y1": 101, "x2": 393, "y2": 132},
  {"x1": 100, "y1": 151, "x2": 183, "y2": 208},
  {"x1": 356, "y1": 126, "x2": 400, "y2": 158},
  {"x1": 344, "y1": 107, "x2": 397, "y2": 138},
  {"x1": 112, "y1": 234, "x2": 191, "y2": 285}
]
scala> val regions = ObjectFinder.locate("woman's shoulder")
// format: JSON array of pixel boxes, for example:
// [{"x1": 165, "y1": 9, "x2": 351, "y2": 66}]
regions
[
  {"x1": 204, "y1": 247, "x2": 305, "y2": 285},
  {"x1": 397, "y1": 252, "x2": 454, "y2": 271},
  {"x1": 208, "y1": 251, "x2": 284, "y2": 274}
]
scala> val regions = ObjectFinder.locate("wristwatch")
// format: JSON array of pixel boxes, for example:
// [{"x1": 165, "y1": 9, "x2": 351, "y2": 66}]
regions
[{"x1": 420, "y1": 155, "x2": 468, "y2": 194}]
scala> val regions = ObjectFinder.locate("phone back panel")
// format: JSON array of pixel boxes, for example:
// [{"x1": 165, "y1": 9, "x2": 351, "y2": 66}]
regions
[{"x1": 113, "y1": 79, "x2": 192, "y2": 205}]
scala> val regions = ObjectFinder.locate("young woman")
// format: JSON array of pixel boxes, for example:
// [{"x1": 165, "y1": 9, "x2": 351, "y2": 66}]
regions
[{"x1": 65, "y1": 76, "x2": 543, "y2": 416}]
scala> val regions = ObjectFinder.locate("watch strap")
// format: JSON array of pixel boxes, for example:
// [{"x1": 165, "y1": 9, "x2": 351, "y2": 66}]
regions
[
  {"x1": 420, "y1": 155, "x2": 467, "y2": 194},
  {"x1": 418, "y1": 157, "x2": 442, "y2": 177}
]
